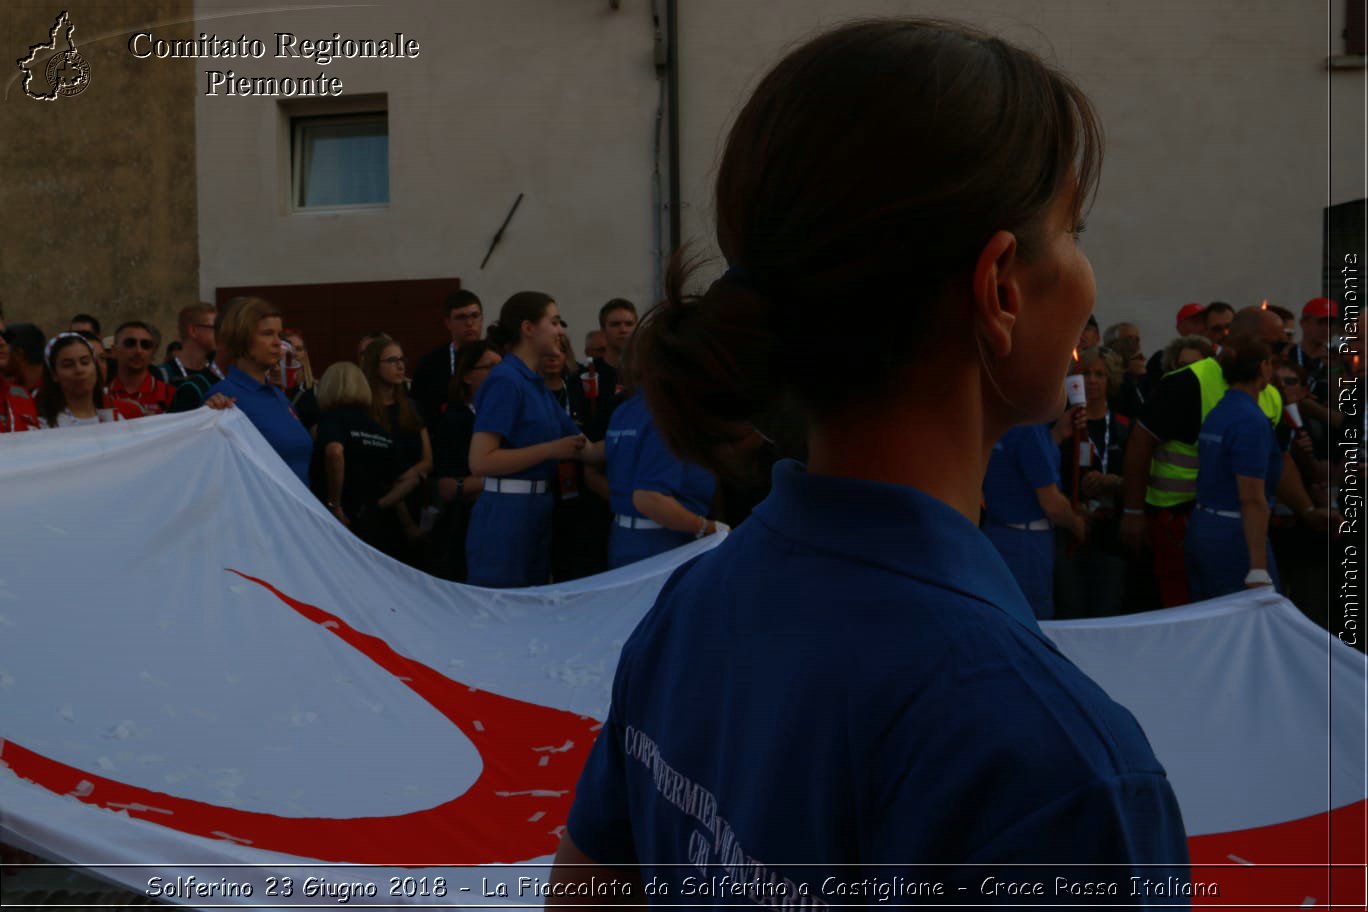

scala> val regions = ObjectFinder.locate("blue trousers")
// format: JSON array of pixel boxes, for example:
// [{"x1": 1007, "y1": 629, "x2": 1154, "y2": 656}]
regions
[
  {"x1": 982, "y1": 522, "x2": 1056, "y2": 620},
  {"x1": 1184, "y1": 509, "x2": 1280, "y2": 602},
  {"x1": 607, "y1": 524, "x2": 692, "y2": 570},
  {"x1": 466, "y1": 490, "x2": 553, "y2": 588}
]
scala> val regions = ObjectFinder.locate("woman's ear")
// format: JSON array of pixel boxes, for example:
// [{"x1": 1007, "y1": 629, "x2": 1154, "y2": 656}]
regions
[{"x1": 972, "y1": 230, "x2": 1023, "y2": 359}]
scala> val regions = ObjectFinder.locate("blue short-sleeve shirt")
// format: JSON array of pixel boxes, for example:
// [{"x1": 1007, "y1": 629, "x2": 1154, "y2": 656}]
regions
[
  {"x1": 605, "y1": 393, "x2": 716, "y2": 517},
  {"x1": 1196, "y1": 389, "x2": 1283, "y2": 512},
  {"x1": 207, "y1": 367, "x2": 312, "y2": 485},
  {"x1": 472, "y1": 355, "x2": 580, "y2": 482},
  {"x1": 982, "y1": 422, "x2": 1061, "y2": 524},
  {"x1": 569, "y1": 461, "x2": 1189, "y2": 898}
]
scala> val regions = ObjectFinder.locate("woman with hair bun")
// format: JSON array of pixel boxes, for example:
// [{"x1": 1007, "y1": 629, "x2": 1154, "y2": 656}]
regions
[
  {"x1": 1184, "y1": 334, "x2": 1283, "y2": 599},
  {"x1": 603, "y1": 343, "x2": 723, "y2": 569},
  {"x1": 553, "y1": 18, "x2": 1187, "y2": 898},
  {"x1": 466, "y1": 292, "x2": 604, "y2": 587}
]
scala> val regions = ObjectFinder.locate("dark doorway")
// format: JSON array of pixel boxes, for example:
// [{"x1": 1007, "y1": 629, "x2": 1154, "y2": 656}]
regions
[{"x1": 216, "y1": 277, "x2": 462, "y2": 375}]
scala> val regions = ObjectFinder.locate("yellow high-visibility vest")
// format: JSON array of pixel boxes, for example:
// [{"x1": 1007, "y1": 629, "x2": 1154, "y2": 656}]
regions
[{"x1": 1145, "y1": 358, "x2": 1282, "y2": 508}]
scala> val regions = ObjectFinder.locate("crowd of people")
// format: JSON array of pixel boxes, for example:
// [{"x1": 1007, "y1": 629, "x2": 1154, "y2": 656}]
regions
[
  {"x1": 0, "y1": 288, "x2": 1348, "y2": 622},
  {"x1": 981, "y1": 298, "x2": 1344, "y2": 628},
  {"x1": 4, "y1": 16, "x2": 1362, "y2": 895},
  {"x1": 0, "y1": 290, "x2": 733, "y2": 589}
]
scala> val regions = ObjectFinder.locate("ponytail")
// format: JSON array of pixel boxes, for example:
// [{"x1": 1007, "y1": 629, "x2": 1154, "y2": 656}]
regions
[{"x1": 637, "y1": 249, "x2": 787, "y2": 474}]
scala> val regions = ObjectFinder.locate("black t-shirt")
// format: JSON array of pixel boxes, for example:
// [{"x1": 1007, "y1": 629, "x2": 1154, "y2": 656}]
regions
[
  {"x1": 1059, "y1": 412, "x2": 1130, "y2": 501},
  {"x1": 1110, "y1": 373, "x2": 1145, "y2": 423},
  {"x1": 167, "y1": 366, "x2": 221, "y2": 413},
  {"x1": 582, "y1": 358, "x2": 627, "y2": 443},
  {"x1": 548, "y1": 378, "x2": 592, "y2": 433},
  {"x1": 412, "y1": 343, "x2": 455, "y2": 431},
  {"x1": 1137, "y1": 367, "x2": 1203, "y2": 445},
  {"x1": 383, "y1": 398, "x2": 426, "y2": 472},
  {"x1": 311, "y1": 406, "x2": 400, "y2": 520},
  {"x1": 1140, "y1": 363, "x2": 1292, "y2": 452},
  {"x1": 433, "y1": 405, "x2": 475, "y2": 481},
  {"x1": 1290, "y1": 345, "x2": 1328, "y2": 402},
  {"x1": 291, "y1": 386, "x2": 320, "y2": 431}
]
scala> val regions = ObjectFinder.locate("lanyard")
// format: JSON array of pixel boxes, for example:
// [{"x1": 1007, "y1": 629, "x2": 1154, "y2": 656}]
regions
[
  {"x1": 174, "y1": 357, "x2": 223, "y2": 380},
  {"x1": 1088, "y1": 412, "x2": 1111, "y2": 475},
  {"x1": 552, "y1": 384, "x2": 571, "y2": 416},
  {"x1": 450, "y1": 343, "x2": 457, "y2": 376},
  {"x1": 1088, "y1": 410, "x2": 1110, "y2": 475}
]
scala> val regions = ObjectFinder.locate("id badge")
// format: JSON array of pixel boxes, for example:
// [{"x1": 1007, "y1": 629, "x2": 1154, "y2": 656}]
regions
[{"x1": 1078, "y1": 444, "x2": 1093, "y2": 468}]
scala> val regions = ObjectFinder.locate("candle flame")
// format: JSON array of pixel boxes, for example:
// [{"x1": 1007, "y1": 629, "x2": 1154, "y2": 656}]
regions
[
  {"x1": 1261, "y1": 299, "x2": 1268, "y2": 310},
  {"x1": 1072, "y1": 348, "x2": 1079, "y2": 362}
]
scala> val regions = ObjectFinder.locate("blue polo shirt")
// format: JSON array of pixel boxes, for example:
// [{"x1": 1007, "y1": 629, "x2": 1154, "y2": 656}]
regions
[
  {"x1": 982, "y1": 423, "x2": 1060, "y2": 524},
  {"x1": 207, "y1": 367, "x2": 311, "y2": 485},
  {"x1": 569, "y1": 460, "x2": 1189, "y2": 897},
  {"x1": 605, "y1": 393, "x2": 715, "y2": 518},
  {"x1": 473, "y1": 354, "x2": 579, "y2": 482},
  {"x1": 1196, "y1": 389, "x2": 1282, "y2": 512}
]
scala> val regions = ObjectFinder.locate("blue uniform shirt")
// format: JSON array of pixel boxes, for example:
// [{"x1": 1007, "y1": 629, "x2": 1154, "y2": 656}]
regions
[
  {"x1": 605, "y1": 393, "x2": 715, "y2": 518},
  {"x1": 1196, "y1": 389, "x2": 1283, "y2": 512},
  {"x1": 207, "y1": 367, "x2": 311, "y2": 484},
  {"x1": 982, "y1": 423, "x2": 1060, "y2": 524},
  {"x1": 570, "y1": 460, "x2": 1190, "y2": 897},
  {"x1": 472, "y1": 354, "x2": 579, "y2": 482}
]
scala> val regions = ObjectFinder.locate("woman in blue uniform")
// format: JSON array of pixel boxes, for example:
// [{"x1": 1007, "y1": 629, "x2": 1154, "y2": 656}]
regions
[
  {"x1": 552, "y1": 18, "x2": 1188, "y2": 901},
  {"x1": 1185, "y1": 336, "x2": 1282, "y2": 599},
  {"x1": 604, "y1": 372, "x2": 721, "y2": 569},
  {"x1": 981, "y1": 418, "x2": 1087, "y2": 619},
  {"x1": 466, "y1": 292, "x2": 604, "y2": 588}
]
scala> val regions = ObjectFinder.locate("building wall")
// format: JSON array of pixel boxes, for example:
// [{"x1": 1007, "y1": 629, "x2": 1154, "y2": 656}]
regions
[
  {"x1": 193, "y1": 0, "x2": 665, "y2": 354},
  {"x1": 677, "y1": 0, "x2": 1363, "y2": 353},
  {"x1": 1, "y1": 0, "x2": 199, "y2": 344},
  {"x1": 3, "y1": 2, "x2": 1359, "y2": 363}
]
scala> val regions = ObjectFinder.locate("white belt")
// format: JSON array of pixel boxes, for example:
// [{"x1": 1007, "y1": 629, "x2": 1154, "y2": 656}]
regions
[
  {"x1": 486, "y1": 478, "x2": 548, "y2": 495},
  {"x1": 615, "y1": 514, "x2": 663, "y2": 530},
  {"x1": 1000, "y1": 518, "x2": 1051, "y2": 532},
  {"x1": 1197, "y1": 504, "x2": 1242, "y2": 520}
]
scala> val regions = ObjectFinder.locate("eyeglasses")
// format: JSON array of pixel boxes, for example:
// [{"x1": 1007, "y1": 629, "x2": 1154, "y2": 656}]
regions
[
  {"x1": 120, "y1": 338, "x2": 156, "y2": 351},
  {"x1": 449, "y1": 313, "x2": 482, "y2": 323},
  {"x1": 381, "y1": 356, "x2": 407, "y2": 366}
]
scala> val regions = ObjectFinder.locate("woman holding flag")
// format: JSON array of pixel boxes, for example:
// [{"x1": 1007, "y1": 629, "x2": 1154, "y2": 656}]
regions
[{"x1": 553, "y1": 17, "x2": 1188, "y2": 900}]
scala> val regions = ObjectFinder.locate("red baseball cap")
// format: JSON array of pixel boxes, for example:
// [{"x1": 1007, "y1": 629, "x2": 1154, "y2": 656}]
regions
[
  {"x1": 1302, "y1": 297, "x2": 1338, "y2": 319},
  {"x1": 1175, "y1": 302, "x2": 1204, "y2": 327}
]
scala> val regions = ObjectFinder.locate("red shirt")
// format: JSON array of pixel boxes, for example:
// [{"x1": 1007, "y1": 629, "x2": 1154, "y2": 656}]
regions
[
  {"x1": 107, "y1": 371, "x2": 175, "y2": 417},
  {"x1": 0, "y1": 385, "x2": 40, "y2": 433}
]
